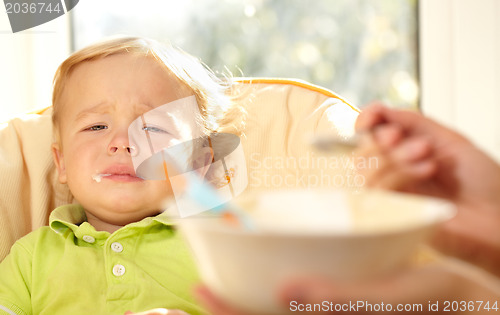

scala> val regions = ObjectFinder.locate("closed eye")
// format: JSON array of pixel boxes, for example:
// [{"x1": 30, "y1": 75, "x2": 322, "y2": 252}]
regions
[
  {"x1": 84, "y1": 125, "x2": 108, "y2": 131},
  {"x1": 142, "y1": 125, "x2": 168, "y2": 134}
]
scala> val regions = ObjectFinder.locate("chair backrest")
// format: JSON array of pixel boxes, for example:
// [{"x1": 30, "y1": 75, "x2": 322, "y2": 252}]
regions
[
  {"x1": 0, "y1": 78, "x2": 359, "y2": 261},
  {"x1": 230, "y1": 78, "x2": 359, "y2": 193}
]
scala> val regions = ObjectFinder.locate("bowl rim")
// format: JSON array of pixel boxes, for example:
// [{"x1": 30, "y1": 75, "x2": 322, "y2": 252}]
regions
[{"x1": 178, "y1": 190, "x2": 457, "y2": 238}]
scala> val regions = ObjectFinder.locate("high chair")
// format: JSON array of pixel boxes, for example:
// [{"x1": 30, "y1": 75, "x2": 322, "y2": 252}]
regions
[{"x1": 0, "y1": 78, "x2": 360, "y2": 261}]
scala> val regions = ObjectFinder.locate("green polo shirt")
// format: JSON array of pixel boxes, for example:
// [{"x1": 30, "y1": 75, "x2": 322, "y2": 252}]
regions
[{"x1": 0, "y1": 204, "x2": 207, "y2": 315}]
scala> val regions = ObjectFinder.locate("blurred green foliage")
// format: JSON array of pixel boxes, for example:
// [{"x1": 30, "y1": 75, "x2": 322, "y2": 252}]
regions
[{"x1": 73, "y1": 0, "x2": 418, "y2": 109}]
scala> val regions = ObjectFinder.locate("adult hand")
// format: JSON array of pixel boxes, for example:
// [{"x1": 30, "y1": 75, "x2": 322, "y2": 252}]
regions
[
  {"x1": 278, "y1": 259, "x2": 500, "y2": 314},
  {"x1": 194, "y1": 286, "x2": 252, "y2": 315},
  {"x1": 355, "y1": 103, "x2": 500, "y2": 275},
  {"x1": 195, "y1": 258, "x2": 500, "y2": 314}
]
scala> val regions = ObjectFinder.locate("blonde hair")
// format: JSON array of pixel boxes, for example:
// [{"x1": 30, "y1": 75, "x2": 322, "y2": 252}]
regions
[{"x1": 52, "y1": 36, "x2": 242, "y2": 139}]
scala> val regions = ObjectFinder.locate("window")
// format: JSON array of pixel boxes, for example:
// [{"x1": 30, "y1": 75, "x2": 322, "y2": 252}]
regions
[{"x1": 72, "y1": 0, "x2": 418, "y2": 109}]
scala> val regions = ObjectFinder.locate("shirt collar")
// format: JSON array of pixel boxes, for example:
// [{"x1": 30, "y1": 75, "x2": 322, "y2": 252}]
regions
[{"x1": 49, "y1": 204, "x2": 176, "y2": 238}]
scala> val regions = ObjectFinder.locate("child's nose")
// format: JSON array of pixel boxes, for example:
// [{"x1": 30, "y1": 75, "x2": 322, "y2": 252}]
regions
[
  {"x1": 108, "y1": 144, "x2": 138, "y2": 156},
  {"x1": 108, "y1": 132, "x2": 138, "y2": 157}
]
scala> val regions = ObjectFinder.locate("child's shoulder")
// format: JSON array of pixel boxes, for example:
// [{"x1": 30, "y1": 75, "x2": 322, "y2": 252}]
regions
[{"x1": 12, "y1": 225, "x2": 65, "y2": 257}]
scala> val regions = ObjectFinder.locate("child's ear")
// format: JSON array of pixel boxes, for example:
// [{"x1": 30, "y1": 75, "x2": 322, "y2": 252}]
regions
[
  {"x1": 193, "y1": 146, "x2": 214, "y2": 178},
  {"x1": 51, "y1": 143, "x2": 67, "y2": 184}
]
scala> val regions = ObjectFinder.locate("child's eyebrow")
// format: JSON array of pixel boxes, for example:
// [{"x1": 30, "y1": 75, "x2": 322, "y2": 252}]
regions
[
  {"x1": 75, "y1": 102, "x2": 154, "y2": 122},
  {"x1": 74, "y1": 102, "x2": 111, "y2": 122},
  {"x1": 164, "y1": 111, "x2": 184, "y2": 132}
]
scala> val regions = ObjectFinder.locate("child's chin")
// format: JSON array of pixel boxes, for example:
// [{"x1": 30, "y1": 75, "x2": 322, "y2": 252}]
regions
[
  {"x1": 107, "y1": 208, "x2": 163, "y2": 224},
  {"x1": 111, "y1": 197, "x2": 170, "y2": 214}
]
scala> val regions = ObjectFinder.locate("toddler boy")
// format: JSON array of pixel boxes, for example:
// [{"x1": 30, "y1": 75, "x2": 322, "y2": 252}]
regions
[{"x1": 0, "y1": 37, "x2": 234, "y2": 315}]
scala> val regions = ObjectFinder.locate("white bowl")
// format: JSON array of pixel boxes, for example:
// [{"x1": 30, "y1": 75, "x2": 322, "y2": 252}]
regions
[{"x1": 179, "y1": 189, "x2": 455, "y2": 314}]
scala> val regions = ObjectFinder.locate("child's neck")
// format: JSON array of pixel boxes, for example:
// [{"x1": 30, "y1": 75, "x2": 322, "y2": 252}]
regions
[{"x1": 85, "y1": 212, "x2": 123, "y2": 234}]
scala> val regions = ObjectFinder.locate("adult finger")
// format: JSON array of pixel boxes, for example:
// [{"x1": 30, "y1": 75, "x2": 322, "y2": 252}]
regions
[
  {"x1": 277, "y1": 263, "x2": 466, "y2": 315},
  {"x1": 194, "y1": 285, "x2": 250, "y2": 315},
  {"x1": 355, "y1": 102, "x2": 388, "y2": 132},
  {"x1": 372, "y1": 124, "x2": 404, "y2": 150},
  {"x1": 369, "y1": 160, "x2": 437, "y2": 191},
  {"x1": 390, "y1": 136, "x2": 433, "y2": 163},
  {"x1": 356, "y1": 104, "x2": 448, "y2": 142}
]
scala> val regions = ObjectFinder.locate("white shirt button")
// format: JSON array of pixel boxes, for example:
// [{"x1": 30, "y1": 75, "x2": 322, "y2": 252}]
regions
[
  {"x1": 82, "y1": 235, "x2": 95, "y2": 243},
  {"x1": 111, "y1": 242, "x2": 123, "y2": 253},
  {"x1": 112, "y1": 264, "x2": 126, "y2": 277}
]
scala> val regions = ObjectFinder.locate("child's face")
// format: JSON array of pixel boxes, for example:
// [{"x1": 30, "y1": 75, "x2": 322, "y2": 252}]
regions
[{"x1": 52, "y1": 54, "x2": 196, "y2": 225}]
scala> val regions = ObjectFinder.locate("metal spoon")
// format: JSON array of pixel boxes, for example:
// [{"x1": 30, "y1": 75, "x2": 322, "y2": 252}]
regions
[{"x1": 310, "y1": 133, "x2": 360, "y2": 152}]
